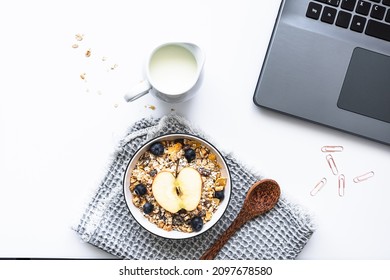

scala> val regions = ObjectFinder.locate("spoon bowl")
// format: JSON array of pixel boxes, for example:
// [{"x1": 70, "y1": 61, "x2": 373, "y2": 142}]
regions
[
  {"x1": 243, "y1": 179, "x2": 281, "y2": 218},
  {"x1": 200, "y1": 179, "x2": 281, "y2": 260}
]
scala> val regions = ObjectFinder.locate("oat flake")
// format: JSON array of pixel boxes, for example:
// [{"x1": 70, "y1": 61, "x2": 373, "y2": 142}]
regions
[{"x1": 75, "y1": 34, "x2": 84, "y2": 41}]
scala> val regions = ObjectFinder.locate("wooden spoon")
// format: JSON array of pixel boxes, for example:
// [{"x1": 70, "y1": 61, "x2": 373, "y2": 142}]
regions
[{"x1": 200, "y1": 179, "x2": 281, "y2": 260}]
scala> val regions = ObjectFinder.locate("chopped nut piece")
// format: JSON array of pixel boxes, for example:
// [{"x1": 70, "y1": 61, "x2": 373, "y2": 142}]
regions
[
  {"x1": 85, "y1": 49, "x2": 91, "y2": 57},
  {"x1": 72, "y1": 44, "x2": 79, "y2": 48},
  {"x1": 167, "y1": 143, "x2": 182, "y2": 161},
  {"x1": 199, "y1": 148, "x2": 207, "y2": 158},
  {"x1": 215, "y1": 177, "x2": 227, "y2": 187},
  {"x1": 163, "y1": 224, "x2": 172, "y2": 231},
  {"x1": 132, "y1": 196, "x2": 140, "y2": 205},
  {"x1": 212, "y1": 198, "x2": 220, "y2": 205},
  {"x1": 168, "y1": 143, "x2": 182, "y2": 154},
  {"x1": 208, "y1": 153, "x2": 216, "y2": 161}
]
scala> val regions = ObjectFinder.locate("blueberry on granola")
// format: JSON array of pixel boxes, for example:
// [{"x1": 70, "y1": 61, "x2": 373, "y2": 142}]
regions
[
  {"x1": 143, "y1": 202, "x2": 154, "y2": 214},
  {"x1": 214, "y1": 190, "x2": 224, "y2": 200},
  {"x1": 134, "y1": 183, "x2": 147, "y2": 196},
  {"x1": 149, "y1": 142, "x2": 164, "y2": 156},
  {"x1": 184, "y1": 148, "x2": 196, "y2": 162},
  {"x1": 190, "y1": 216, "x2": 203, "y2": 232}
]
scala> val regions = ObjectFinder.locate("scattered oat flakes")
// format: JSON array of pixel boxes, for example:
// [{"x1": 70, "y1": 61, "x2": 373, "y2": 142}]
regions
[
  {"x1": 114, "y1": 103, "x2": 119, "y2": 108},
  {"x1": 85, "y1": 48, "x2": 91, "y2": 57},
  {"x1": 75, "y1": 33, "x2": 84, "y2": 41},
  {"x1": 144, "y1": 105, "x2": 156, "y2": 110},
  {"x1": 80, "y1": 72, "x2": 87, "y2": 80},
  {"x1": 110, "y1": 64, "x2": 118, "y2": 70},
  {"x1": 72, "y1": 44, "x2": 79, "y2": 49}
]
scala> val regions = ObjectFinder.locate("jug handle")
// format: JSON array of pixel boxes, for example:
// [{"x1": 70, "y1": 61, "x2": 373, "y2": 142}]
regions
[{"x1": 124, "y1": 80, "x2": 151, "y2": 102}]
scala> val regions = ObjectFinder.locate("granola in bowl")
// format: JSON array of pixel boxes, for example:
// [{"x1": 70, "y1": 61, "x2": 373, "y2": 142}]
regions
[{"x1": 123, "y1": 134, "x2": 231, "y2": 239}]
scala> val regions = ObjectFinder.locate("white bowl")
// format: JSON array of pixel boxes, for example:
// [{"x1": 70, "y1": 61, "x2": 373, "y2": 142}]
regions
[{"x1": 123, "y1": 133, "x2": 231, "y2": 239}]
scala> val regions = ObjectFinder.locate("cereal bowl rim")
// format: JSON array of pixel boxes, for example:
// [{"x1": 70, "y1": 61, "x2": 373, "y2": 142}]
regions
[{"x1": 122, "y1": 133, "x2": 232, "y2": 240}]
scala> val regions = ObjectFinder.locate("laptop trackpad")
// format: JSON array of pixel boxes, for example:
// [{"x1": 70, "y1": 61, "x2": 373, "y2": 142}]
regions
[{"x1": 337, "y1": 47, "x2": 390, "y2": 124}]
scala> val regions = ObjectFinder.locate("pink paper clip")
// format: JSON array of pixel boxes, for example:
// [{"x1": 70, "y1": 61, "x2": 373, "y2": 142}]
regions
[
  {"x1": 326, "y1": 154, "x2": 338, "y2": 175},
  {"x1": 338, "y1": 174, "x2": 345, "y2": 197},
  {"x1": 353, "y1": 171, "x2": 375, "y2": 183},
  {"x1": 321, "y1": 146, "x2": 344, "y2": 152},
  {"x1": 310, "y1": 177, "x2": 327, "y2": 196}
]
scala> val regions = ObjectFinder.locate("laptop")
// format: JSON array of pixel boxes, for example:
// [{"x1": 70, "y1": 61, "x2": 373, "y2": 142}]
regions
[{"x1": 253, "y1": 0, "x2": 390, "y2": 145}]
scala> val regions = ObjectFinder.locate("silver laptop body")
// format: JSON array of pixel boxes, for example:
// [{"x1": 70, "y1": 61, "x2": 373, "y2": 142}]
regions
[{"x1": 254, "y1": 0, "x2": 390, "y2": 145}]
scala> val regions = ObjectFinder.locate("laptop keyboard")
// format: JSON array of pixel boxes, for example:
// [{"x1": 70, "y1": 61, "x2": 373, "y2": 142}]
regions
[{"x1": 306, "y1": 0, "x2": 390, "y2": 41}]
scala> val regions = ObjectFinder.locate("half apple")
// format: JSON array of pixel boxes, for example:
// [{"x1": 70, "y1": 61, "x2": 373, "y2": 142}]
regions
[{"x1": 152, "y1": 167, "x2": 202, "y2": 213}]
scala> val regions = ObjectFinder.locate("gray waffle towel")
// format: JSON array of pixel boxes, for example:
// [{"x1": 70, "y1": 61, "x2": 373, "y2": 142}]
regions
[{"x1": 74, "y1": 114, "x2": 315, "y2": 259}]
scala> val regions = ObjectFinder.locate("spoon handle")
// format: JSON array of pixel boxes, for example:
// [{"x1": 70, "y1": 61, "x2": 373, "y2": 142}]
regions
[{"x1": 200, "y1": 210, "x2": 248, "y2": 260}]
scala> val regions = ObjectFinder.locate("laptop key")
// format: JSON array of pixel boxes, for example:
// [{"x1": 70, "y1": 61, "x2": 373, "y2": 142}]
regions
[
  {"x1": 383, "y1": 0, "x2": 390, "y2": 6},
  {"x1": 341, "y1": 0, "x2": 357, "y2": 11},
  {"x1": 350, "y1": 15, "x2": 367, "y2": 32},
  {"x1": 321, "y1": 6, "x2": 338, "y2": 24},
  {"x1": 307, "y1": 2, "x2": 323, "y2": 20},
  {"x1": 365, "y1": 19, "x2": 390, "y2": 41},
  {"x1": 386, "y1": 10, "x2": 390, "y2": 22},
  {"x1": 356, "y1": 0, "x2": 372, "y2": 15},
  {"x1": 336, "y1": 11, "x2": 352, "y2": 28},
  {"x1": 370, "y1": 4, "x2": 386, "y2": 20},
  {"x1": 326, "y1": 0, "x2": 341, "y2": 7}
]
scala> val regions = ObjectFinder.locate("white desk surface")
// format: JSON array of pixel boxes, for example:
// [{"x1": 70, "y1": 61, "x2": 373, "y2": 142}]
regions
[{"x1": 1, "y1": 0, "x2": 389, "y2": 260}]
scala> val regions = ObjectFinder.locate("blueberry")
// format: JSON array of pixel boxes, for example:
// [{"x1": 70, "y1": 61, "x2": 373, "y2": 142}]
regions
[
  {"x1": 149, "y1": 142, "x2": 164, "y2": 156},
  {"x1": 134, "y1": 183, "x2": 147, "y2": 196},
  {"x1": 184, "y1": 148, "x2": 196, "y2": 162},
  {"x1": 190, "y1": 216, "x2": 203, "y2": 232},
  {"x1": 215, "y1": 190, "x2": 225, "y2": 200},
  {"x1": 143, "y1": 202, "x2": 154, "y2": 214}
]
